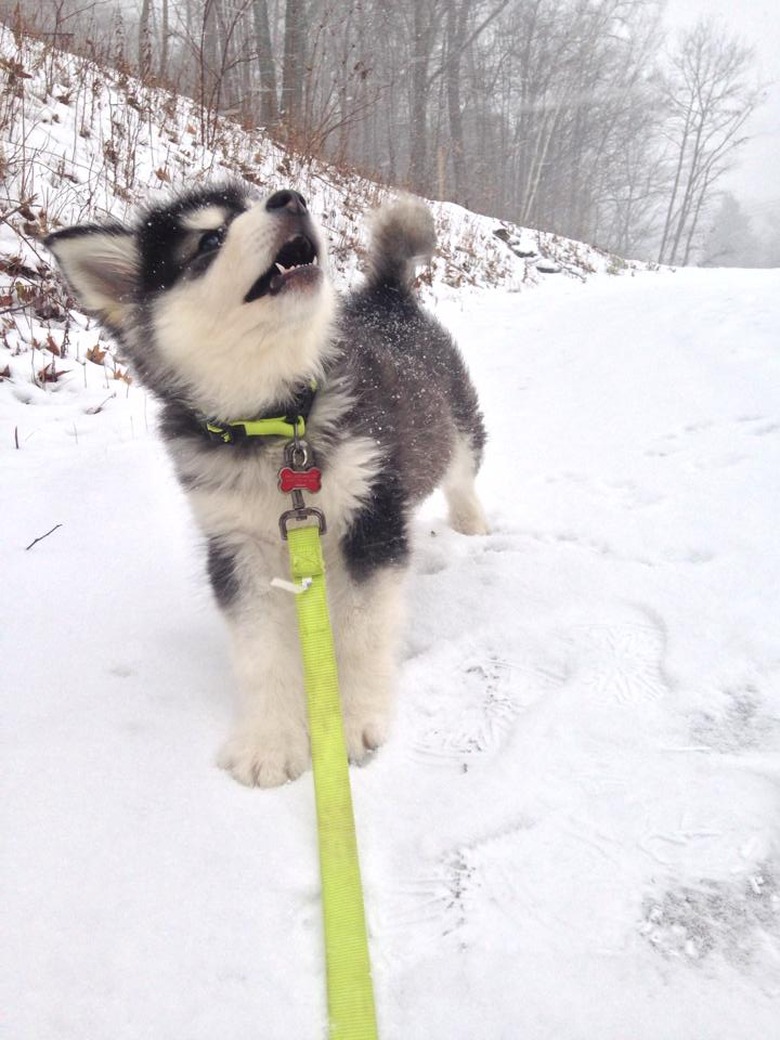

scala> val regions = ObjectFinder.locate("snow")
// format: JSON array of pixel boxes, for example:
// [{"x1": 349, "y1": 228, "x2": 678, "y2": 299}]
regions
[
  {"x1": 2, "y1": 20, "x2": 779, "y2": 1040},
  {"x1": 3, "y1": 265, "x2": 780, "y2": 1039}
]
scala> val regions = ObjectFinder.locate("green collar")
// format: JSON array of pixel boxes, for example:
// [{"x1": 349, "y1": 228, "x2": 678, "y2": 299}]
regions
[
  {"x1": 204, "y1": 415, "x2": 306, "y2": 442},
  {"x1": 202, "y1": 381, "x2": 317, "y2": 444}
]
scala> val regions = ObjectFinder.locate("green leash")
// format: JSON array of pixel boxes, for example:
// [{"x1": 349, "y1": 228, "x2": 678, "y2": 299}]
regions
[
  {"x1": 284, "y1": 512, "x2": 379, "y2": 1038},
  {"x1": 208, "y1": 408, "x2": 378, "y2": 1036}
]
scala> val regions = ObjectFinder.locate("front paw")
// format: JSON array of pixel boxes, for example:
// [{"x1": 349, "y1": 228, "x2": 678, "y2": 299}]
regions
[
  {"x1": 342, "y1": 711, "x2": 390, "y2": 765},
  {"x1": 217, "y1": 722, "x2": 310, "y2": 787}
]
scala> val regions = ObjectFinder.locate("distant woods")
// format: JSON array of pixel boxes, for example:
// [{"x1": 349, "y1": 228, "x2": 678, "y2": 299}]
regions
[{"x1": 3, "y1": 0, "x2": 765, "y2": 263}]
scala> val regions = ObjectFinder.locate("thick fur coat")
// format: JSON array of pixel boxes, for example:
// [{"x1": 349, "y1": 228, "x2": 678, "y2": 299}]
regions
[{"x1": 45, "y1": 185, "x2": 488, "y2": 786}]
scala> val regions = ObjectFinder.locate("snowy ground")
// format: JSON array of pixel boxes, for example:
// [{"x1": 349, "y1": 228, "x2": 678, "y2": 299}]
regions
[{"x1": 2, "y1": 267, "x2": 780, "y2": 1039}]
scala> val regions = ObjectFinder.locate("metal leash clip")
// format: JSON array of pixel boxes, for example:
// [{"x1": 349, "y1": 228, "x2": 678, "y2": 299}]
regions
[{"x1": 278, "y1": 437, "x2": 326, "y2": 540}]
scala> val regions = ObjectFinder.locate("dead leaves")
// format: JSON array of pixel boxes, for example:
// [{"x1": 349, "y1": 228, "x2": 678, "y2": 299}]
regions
[{"x1": 85, "y1": 343, "x2": 107, "y2": 365}]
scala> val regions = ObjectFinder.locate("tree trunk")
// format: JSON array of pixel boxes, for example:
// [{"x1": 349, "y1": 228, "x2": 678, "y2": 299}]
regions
[
  {"x1": 658, "y1": 106, "x2": 692, "y2": 264},
  {"x1": 160, "y1": 0, "x2": 169, "y2": 79},
  {"x1": 281, "y1": 0, "x2": 305, "y2": 128},
  {"x1": 253, "y1": 0, "x2": 278, "y2": 125},
  {"x1": 138, "y1": 0, "x2": 152, "y2": 80},
  {"x1": 408, "y1": 3, "x2": 433, "y2": 192},
  {"x1": 445, "y1": 2, "x2": 468, "y2": 199}
]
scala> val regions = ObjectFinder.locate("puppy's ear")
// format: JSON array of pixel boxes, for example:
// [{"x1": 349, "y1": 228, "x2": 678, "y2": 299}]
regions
[{"x1": 44, "y1": 224, "x2": 139, "y2": 327}]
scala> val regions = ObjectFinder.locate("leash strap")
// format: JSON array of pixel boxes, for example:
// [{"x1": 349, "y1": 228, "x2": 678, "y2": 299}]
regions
[{"x1": 286, "y1": 524, "x2": 379, "y2": 1040}]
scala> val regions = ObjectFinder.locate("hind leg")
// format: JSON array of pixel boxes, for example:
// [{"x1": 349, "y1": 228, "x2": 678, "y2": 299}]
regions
[{"x1": 443, "y1": 435, "x2": 489, "y2": 535}]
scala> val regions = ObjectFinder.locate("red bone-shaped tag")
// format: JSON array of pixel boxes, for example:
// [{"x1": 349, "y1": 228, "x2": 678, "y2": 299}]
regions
[{"x1": 278, "y1": 466, "x2": 322, "y2": 494}]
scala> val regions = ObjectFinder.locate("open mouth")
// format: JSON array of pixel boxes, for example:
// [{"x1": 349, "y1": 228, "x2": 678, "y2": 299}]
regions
[{"x1": 244, "y1": 234, "x2": 320, "y2": 303}]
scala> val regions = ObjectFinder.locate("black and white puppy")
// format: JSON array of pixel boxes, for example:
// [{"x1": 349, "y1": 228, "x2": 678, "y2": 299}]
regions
[{"x1": 45, "y1": 184, "x2": 488, "y2": 786}]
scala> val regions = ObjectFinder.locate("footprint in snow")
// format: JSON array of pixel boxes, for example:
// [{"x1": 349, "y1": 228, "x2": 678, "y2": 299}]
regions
[
  {"x1": 411, "y1": 656, "x2": 517, "y2": 767},
  {"x1": 410, "y1": 654, "x2": 565, "y2": 768},
  {"x1": 381, "y1": 848, "x2": 476, "y2": 951},
  {"x1": 379, "y1": 820, "x2": 536, "y2": 957},
  {"x1": 646, "y1": 415, "x2": 778, "y2": 466},
  {"x1": 565, "y1": 617, "x2": 669, "y2": 706},
  {"x1": 735, "y1": 414, "x2": 780, "y2": 437}
]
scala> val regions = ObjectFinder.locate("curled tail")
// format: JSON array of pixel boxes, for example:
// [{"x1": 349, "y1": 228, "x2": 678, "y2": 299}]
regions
[{"x1": 365, "y1": 196, "x2": 436, "y2": 292}]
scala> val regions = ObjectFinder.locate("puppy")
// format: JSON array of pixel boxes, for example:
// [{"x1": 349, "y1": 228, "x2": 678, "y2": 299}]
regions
[{"x1": 45, "y1": 184, "x2": 488, "y2": 786}]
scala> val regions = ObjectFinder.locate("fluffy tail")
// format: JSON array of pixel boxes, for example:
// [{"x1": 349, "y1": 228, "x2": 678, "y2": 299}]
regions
[{"x1": 365, "y1": 196, "x2": 436, "y2": 291}]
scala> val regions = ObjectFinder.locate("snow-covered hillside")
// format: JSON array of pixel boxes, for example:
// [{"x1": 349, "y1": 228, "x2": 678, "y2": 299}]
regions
[{"x1": 0, "y1": 25, "x2": 640, "y2": 433}]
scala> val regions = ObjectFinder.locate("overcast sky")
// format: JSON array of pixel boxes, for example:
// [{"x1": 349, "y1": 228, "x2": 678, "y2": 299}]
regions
[{"x1": 662, "y1": 0, "x2": 780, "y2": 212}]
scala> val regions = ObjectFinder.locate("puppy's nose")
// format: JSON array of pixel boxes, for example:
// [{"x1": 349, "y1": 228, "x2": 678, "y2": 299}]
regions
[{"x1": 265, "y1": 190, "x2": 308, "y2": 214}]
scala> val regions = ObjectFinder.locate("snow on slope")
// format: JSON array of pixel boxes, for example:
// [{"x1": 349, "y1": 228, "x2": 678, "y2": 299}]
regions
[
  {"x1": 0, "y1": 24, "x2": 639, "y2": 435},
  {"x1": 3, "y1": 266, "x2": 780, "y2": 1039}
]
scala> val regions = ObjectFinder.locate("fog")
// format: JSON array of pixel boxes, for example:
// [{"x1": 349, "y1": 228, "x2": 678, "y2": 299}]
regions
[{"x1": 663, "y1": 0, "x2": 780, "y2": 208}]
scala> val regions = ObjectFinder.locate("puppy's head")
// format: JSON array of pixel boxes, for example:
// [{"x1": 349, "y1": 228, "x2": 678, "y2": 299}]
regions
[{"x1": 45, "y1": 184, "x2": 337, "y2": 417}]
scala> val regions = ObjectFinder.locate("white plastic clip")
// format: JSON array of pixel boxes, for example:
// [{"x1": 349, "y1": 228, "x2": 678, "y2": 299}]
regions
[{"x1": 270, "y1": 576, "x2": 313, "y2": 595}]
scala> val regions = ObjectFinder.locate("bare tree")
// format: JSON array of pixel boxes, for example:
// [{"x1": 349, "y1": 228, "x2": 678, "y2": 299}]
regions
[
  {"x1": 658, "y1": 18, "x2": 764, "y2": 265},
  {"x1": 405, "y1": 0, "x2": 444, "y2": 191},
  {"x1": 138, "y1": 0, "x2": 152, "y2": 79},
  {"x1": 440, "y1": 0, "x2": 512, "y2": 198},
  {"x1": 252, "y1": 0, "x2": 277, "y2": 125},
  {"x1": 281, "y1": 0, "x2": 305, "y2": 126},
  {"x1": 3, "y1": 0, "x2": 767, "y2": 265},
  {"x1": 159, "y1": 0, "x2": 170, "y2": 79}
]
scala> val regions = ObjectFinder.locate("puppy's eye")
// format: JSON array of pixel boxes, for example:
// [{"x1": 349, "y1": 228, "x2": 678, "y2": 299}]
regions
[{"x1": 197, "y1": 228, "x2": 225, "y2": 254}]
